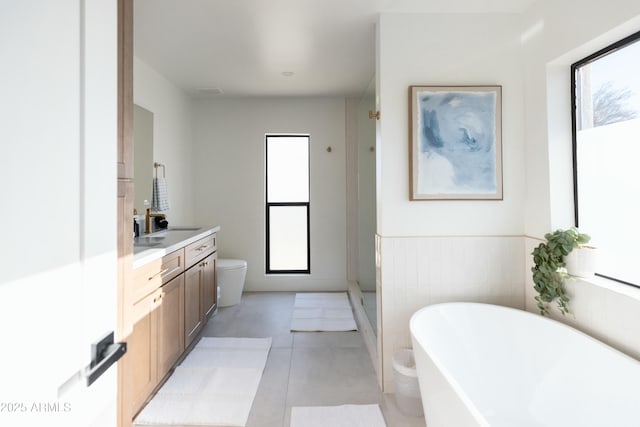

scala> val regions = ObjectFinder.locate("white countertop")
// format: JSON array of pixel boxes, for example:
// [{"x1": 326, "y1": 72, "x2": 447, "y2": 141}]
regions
[{"x1": 133, "y1": 225, "x2": 220, "y2": 269}]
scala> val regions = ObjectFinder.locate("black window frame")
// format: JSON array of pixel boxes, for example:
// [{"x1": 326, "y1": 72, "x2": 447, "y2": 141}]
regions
[
  {"x1": 265, "y1": 134, "x2": 311, "y2": 275},
  {"x1": 570, "y1": 29, "x2": 640, "y2": 288}
]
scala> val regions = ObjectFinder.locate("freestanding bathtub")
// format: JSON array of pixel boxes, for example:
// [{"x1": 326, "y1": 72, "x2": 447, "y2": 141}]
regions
[{"x1": 410, "y1": 302, "x2": 640, "y2": 427}]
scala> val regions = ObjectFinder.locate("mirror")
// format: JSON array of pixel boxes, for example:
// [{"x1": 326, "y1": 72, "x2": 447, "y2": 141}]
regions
[
  {"x1": 133, "y1": 104, "x2": 154, "y2": 215},
  {"x1": 357, "y1": 76, "x2": 377, "y2": 334}
]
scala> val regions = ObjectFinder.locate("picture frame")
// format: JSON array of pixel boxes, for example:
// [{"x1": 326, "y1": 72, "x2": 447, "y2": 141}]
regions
[{"x1": 409, "y1": 85, "x2": 502, "y2": 200}]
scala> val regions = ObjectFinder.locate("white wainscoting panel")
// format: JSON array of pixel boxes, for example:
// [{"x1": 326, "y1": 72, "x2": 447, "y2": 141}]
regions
[{"x1": 379, "y1": 235, "x2": 526, "y2": 392}]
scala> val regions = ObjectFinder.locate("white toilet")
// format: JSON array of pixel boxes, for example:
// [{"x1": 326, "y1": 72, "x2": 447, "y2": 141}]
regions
[{"x1": 216, "y1": 259, "x2": 247, "y2": 307}]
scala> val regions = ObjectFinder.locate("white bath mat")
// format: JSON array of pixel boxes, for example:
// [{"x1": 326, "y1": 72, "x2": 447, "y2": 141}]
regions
[
  {"x1": 134, "y1": 337, "x2": 272, "y2": 427},
  {"x1": 290, "y1": 404, "x2": 387, "y2": 427},
  {"x1": 291, "y1": 292, "x2": 357, "y2": 332}
]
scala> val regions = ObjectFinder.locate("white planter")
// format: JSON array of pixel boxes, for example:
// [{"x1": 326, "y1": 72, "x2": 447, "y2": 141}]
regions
[{"x1": 565, "y1": 247, "x2": 598, "y2": 278}]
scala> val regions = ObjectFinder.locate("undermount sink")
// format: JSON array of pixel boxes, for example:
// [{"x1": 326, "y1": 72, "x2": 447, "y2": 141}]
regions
[
  {"x1": 133, "y1": 242, "x2": 161, "y2": 253},
  {"x1": 137, "y1": 236, "x2": 166, "y2": 243},
  {"x1": 133, "y1": 235, "x2": 166, "y2": 253},
  {"x1": 168, "y1": 226, "x2": 202, "y2": 231}
]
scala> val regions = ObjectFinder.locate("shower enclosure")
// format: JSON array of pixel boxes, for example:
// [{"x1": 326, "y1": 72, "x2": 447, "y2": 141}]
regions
[{"x1": 356, "y1": 77, "x2": 377, "y2": 334}]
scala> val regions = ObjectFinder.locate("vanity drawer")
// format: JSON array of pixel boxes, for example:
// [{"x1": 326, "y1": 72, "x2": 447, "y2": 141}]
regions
[
  {"x1": 185, "y1": 234, "x2": 216, "y2": 268},
  {"x1": 132, "y1": 258, "x2": 163, "y2": 304},
  {"x1": 132, "y1": 249, "x2": 185, "y2": 304},
  {"x1": 160, "y1": 249, "x2": 184, "y2": 284},
  {"x1": 131, "y1": 287, "x2": 162, "y2": 326}
]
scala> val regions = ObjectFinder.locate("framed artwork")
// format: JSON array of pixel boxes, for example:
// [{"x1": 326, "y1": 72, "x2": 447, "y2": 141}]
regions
[{"x1": 409, "y1": 85, "x2": 502, "y2": 200}]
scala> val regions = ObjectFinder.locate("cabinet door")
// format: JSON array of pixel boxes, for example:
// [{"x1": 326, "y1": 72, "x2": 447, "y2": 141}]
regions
[
  {"x1": 202, "y1": 253, "x2": 217, "y2": 318},
  {"x1": 184, "y1": 264, "x2": 203, "y2": 348},
  {"x1": 126, "y1": 309, "x2": 158, "y2": 417},
  {"x1": 157, "y1": 274, "x2": 184, "y2": 379}
]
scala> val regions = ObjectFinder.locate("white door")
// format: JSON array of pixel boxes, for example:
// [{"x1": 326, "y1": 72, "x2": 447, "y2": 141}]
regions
[{"x1": 0, "y1": 1, "x2": 119, "y2": 426}]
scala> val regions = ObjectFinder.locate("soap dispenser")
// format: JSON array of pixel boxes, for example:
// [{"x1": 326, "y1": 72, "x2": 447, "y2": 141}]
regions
[
  {"x1": 133, "y1": 219, "x2": 140, "y2": 237},
  {"x1": 133, "y1": 209, "x2": 140, "y2": 238}
]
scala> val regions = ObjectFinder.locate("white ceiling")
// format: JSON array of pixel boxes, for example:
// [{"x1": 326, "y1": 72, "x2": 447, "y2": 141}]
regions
[{"x1": 134, "y1": 0, "x2": 536, "y2": 98}]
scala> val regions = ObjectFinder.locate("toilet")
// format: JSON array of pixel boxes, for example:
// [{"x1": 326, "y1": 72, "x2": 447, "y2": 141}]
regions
[{"x1": 216, "y1": 259, "x2": 247, "y2": 307}]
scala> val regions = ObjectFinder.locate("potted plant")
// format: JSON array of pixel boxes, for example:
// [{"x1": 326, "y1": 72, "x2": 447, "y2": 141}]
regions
[
  {"x1": 564, "y1": 241, "x2": 598, "y2": 278},
  {"x1": 531, "y1": 227, "x2": 591, "y2": 316}
]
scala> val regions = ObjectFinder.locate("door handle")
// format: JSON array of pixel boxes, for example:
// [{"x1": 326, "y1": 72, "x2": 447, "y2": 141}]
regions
[
  {"x1": 57, "y1": 331, "x2": 127, "y2": 397},
  {"x1": 86, "y1": 331, "x2": 127, "y2": 386}
]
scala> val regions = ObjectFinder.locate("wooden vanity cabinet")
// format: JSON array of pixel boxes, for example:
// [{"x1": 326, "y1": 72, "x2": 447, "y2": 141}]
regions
[
  {"x1": 124, "y1": 249, "x2": 185, "y2": 418},
  {"x1": 123, "y1": 232, "x2": 217, "y2": 423},
  {"x1": 130, "y1": 261, "x2": 162, "y2": 324},
  {"x1": 185, "y1": 234, "x2": 216, "y2": 267},
  {"x1": 126, "y1": 290, "x2": 160, "y2": 417},
  {"x1": 184, "y1": 262, "x2": 203, "y2": 349},
  {"x1": 184, "y1": 235, "x2": 217, "y2": 348},
  {"x1": 159, "y1": 248, "x2": 185, "y2": 283},
  {"x1": 202, "y1": 253, "x2": 217, "y2": 318},
  {"x1": 184, "y1": 255, "x2": 216, "y2": 348},
  {"x1": 157, "y1": 273, "x2": 185, "y2": 378}
]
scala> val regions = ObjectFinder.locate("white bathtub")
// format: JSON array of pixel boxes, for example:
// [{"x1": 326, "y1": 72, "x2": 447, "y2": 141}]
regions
[{"x1": 410, "y1": 302, "x2": 640, "y2": 427}]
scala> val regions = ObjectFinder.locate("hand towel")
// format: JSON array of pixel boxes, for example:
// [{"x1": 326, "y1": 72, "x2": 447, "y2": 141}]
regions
[{"x1": 151, "y1": 177, "x2": 170, "y2": 212}]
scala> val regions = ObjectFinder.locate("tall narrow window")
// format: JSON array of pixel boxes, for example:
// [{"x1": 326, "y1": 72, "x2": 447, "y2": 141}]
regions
[
  {"x1": 572, "y1": 30, "x2": 640, "y2": 287},
  {"x1": 266, "y1": 134, "x2": 310, "y2": 274}
]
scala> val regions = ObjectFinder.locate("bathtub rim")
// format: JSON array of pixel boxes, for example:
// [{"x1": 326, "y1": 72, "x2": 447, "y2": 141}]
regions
[
  {"x1": 410, "y1": 301, "x2": 640, "y2": 366},
  {"x1": 409, "y1": 302, "x2": 640, "y2": 427}
]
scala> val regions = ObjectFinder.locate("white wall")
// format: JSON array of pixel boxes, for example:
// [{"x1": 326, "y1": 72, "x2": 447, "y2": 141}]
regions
[
  {"x1": 192, "y1": 97, "x2": 347, "y2": 292},
  {"x1": 523, "y1": 0, "x2": 640, "y2": 238},
  {"x1": 376, "y1": 12, "x2": 527, "y2": 391},
  {"x1": 521, "y1": 0, "x2": 640, "y2": 358},
  {"x1": 377, "y1": 13, "x2": 526, "y2": 237},
  {"x1": 134, "y1": 57, "x2": 195, "y2": 225}
]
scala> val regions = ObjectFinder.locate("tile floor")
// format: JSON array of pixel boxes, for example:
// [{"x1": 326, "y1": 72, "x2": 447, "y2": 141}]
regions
[{"x1": 200, "y1": 292, "x2": 425, "y2": 427}]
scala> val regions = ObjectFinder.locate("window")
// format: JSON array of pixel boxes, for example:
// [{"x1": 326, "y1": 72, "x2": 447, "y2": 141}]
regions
[
  {"x1": 571, "y1": 30, "x2": 640, "y2": 287},
  {"x1": 265, "y1": 134, "x2": 310, "y2": 274}
]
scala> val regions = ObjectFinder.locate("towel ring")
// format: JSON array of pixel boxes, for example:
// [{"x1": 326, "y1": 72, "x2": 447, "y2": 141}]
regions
[{"x1": 154, "y1": 162, "x2": 166, "y2": 178}]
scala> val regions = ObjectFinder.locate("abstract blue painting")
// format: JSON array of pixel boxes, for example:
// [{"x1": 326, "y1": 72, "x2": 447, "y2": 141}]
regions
[{"x1": 409, "y1": 86, "x2": 502, "y2": 200}]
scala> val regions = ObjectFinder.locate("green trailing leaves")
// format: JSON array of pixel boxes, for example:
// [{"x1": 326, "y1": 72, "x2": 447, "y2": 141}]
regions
[{"x1": 531, "y1": 228, "x2": 590, "y2": 316}]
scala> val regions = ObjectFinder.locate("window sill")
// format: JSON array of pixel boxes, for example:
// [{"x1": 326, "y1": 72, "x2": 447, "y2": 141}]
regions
[{"x1": 572, "y1": 274, "x2": 640, "y2": 302}]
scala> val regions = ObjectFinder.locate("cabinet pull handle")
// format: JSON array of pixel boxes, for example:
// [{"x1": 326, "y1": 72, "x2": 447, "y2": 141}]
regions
[
  {"x1": 196, "y1": 244, "x2": 209, "y2": 252},
  {"x1": 148, "y1": 268, "x2": 169, "y2": 281},
  {"x1": 153, "y1": 293, "x2": 163, "y2": 304},
  {"x1": 162, "y1": 265, "x2": 182, "y2": 279}
]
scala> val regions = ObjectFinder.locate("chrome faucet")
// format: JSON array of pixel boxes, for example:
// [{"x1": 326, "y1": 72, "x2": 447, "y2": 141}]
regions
[{"x1": 145, "y1": 208, "x2": 166, "y2": 234}]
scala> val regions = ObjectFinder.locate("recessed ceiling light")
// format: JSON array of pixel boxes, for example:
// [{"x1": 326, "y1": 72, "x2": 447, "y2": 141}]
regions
[
  {"x1": 281, "y1": 71, "x2": 295, "y2": 77},
  {"x1": 197, "y1": 87, "x2": 224, "y2": 95}
]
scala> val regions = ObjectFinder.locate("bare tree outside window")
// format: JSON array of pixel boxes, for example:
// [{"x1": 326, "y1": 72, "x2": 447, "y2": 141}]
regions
[{"x1": 593, "y1": 81, "x2": 638, "y2": 127}]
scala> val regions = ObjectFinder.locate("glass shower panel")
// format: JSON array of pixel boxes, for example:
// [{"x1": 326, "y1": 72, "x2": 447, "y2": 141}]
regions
[{"x1": 357, "y1": 77, "x2": 377, "y2": 334}]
